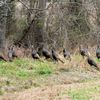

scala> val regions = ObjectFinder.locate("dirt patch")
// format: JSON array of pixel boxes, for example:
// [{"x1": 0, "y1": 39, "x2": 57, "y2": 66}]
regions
[{"x1": 0, "y1": 81, "x2": 100, "y2": 100}]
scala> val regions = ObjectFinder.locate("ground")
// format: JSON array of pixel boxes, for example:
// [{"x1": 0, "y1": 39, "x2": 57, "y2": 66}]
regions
[
  {"x1": 0, "y1": 55, "x2": 100, "y2": 100},
  {"x1": 1, "y1": 80, "x2": 100, "y2": 100}
]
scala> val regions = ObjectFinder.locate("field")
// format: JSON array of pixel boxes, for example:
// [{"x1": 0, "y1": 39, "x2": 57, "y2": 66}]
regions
[{"x1": 0, "y1": 55, "x2": 100, "y2": 100}]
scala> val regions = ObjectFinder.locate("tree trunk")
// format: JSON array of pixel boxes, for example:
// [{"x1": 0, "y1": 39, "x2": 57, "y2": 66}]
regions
[
  {"x1": 34, "y1": 0, "x2": 46, "y2": 47},
  {"x1": 0, "y1": 0, "x2": 7, "y2": 52}
]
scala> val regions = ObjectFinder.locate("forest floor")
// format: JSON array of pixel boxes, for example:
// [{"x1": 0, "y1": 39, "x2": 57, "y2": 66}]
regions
[{"x1": 0, "y1": 55, "x2": 100, "y2": 100}]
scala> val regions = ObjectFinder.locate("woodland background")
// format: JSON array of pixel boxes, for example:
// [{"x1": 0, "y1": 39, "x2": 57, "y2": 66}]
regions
[{"x1": 0, "y1": 0, "x2": 100, "y2": 52}]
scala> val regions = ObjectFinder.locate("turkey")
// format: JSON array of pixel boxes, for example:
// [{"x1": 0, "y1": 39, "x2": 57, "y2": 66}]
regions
[
  {"x1": 52, "y1": 49, "x2": 64, "y2": 63},
  {"x1": 87, "y1": 56, "x2": 99, "y2": 70},
  {"x1": 63, "y1": 49, "x2": 71, "y2": 61},
  {"x1": 8, "y1": 47, "x2": 13, "y2": 61},
  {"x1": 32, "y1": 49, "x2": 40, "y2": 59},
  {"x1": 79, "y1": 45, "x2": 90, "y2": 58},
  {"x1": 11, "y1": 46, "x2": 17, "y2": 58},
  {"x1": 42, "y1": 48, "x2": 51, "y2": 59},
  {"x1": 8, "y1": 46, "x2": 17, "y2": 61},
  {"x1": 31, "y1": 45, "x2": 41, "y2": 59}
]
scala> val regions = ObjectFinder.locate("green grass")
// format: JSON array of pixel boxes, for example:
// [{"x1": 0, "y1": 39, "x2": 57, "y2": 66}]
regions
[
  {"x1": 0, "y1": 58, "x2": 56, "y2": 94},
  {"x1": 67, "y1": 85, "x2": 100, "y2": 100},
  {"x1": 0, "y1": 58, "x2": 55, "y2": 78},
  {"x1": 35, "y1": 63, "x2": 53, "y2": 75},
  {"x1": 96, "y1": 58, "x2": 100, "y2": 62},
  {"x1": 0, "y1": 57, "x2": 100, "y2": 96}
]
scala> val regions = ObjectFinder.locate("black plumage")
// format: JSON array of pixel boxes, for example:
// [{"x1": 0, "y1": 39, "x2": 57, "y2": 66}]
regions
[
  {"x1": 42, "y1": 48, "x2": 51, "y2": 59},
  {"x1": 96, "y1": 45, "x2": 100, "y2": 59},
  {"x1": 52, "y1": 49, "x2": 64, "y2": 63},
  {"x1": 63, "y1": 49, "x2": 71, "y2": 61},
  {"x1": 32, "y1": 49, "x2": 40, "y2": 59},
  {"x1": 79, "y1": 45, "x2": 89, "y2": 58},
  {"x1": 87, "y1": 57, "x2": 99, "y2": 70}
]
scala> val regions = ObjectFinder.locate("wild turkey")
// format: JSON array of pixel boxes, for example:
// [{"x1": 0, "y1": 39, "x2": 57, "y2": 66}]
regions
[
  {"x1": 79, "y1": 45, "x2": 89, "y2": 58},
  {"x1": 8, "y1": 47, "x2": 13, "y2": 62},
  {"x1": 8, "y1": 46, "x2": 17, "y2": 61},
  {"x1": 32, "y1": 49, "x2": 40, "y2": 59},
  {"x1": 31, "y1": 45, "x2": 41, "y2": 59},
  {"x1": 96, "y1": 45, "x2": 100, "y2": 59},
  {"x1": 10, "y1": 46, "x2": 17, "y2": 58},
  {"x1": 52, "y1": 49, "x2": 64, "y2": 63},
  {"x1": 42, "y1": 48, "x2": 51, "y2": 59},
  {"x1": 37, "y1": 44, "x2": 43, "y2": 56},
  {"x1": 63, "y1": 49, "x2": 71, "y2": 61},
  {"x1": 87, "y1": 56, "x2": 99, "y2": 70},
  {"x1": 12, "y1": 46, "x2": 17, "y2": 58}
]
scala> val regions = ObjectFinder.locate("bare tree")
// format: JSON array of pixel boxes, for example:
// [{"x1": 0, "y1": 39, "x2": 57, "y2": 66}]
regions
[
  {"x1": 0, "y1": 0, "x2": 8, "y2": 53},
  {"x1": 4, "y1": 0, "x2": 100, "y2": 50}
]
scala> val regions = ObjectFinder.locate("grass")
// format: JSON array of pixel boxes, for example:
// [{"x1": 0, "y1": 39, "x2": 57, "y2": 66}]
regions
[
  {"x1": 96, "y1": 58, "x2": 100, "y2": 62},
  {"x1": 0, "y1": 58, "x2": 56, "y2": 94},
  {"x1": 0, "y1": 56, "x2": 100, "y2": 96},
  {"x1": 67, "y1": 84, "x2": 100, "y2": 100},
  {"x1": 0, "y1": 55, "x2": 98, "y2": 78},
  {"x1": 0, "y1": 58, "x2": 55, "y2": 78},
  {"x1": 35, "y1": 66, "x2": 53, "y2": 75}
]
